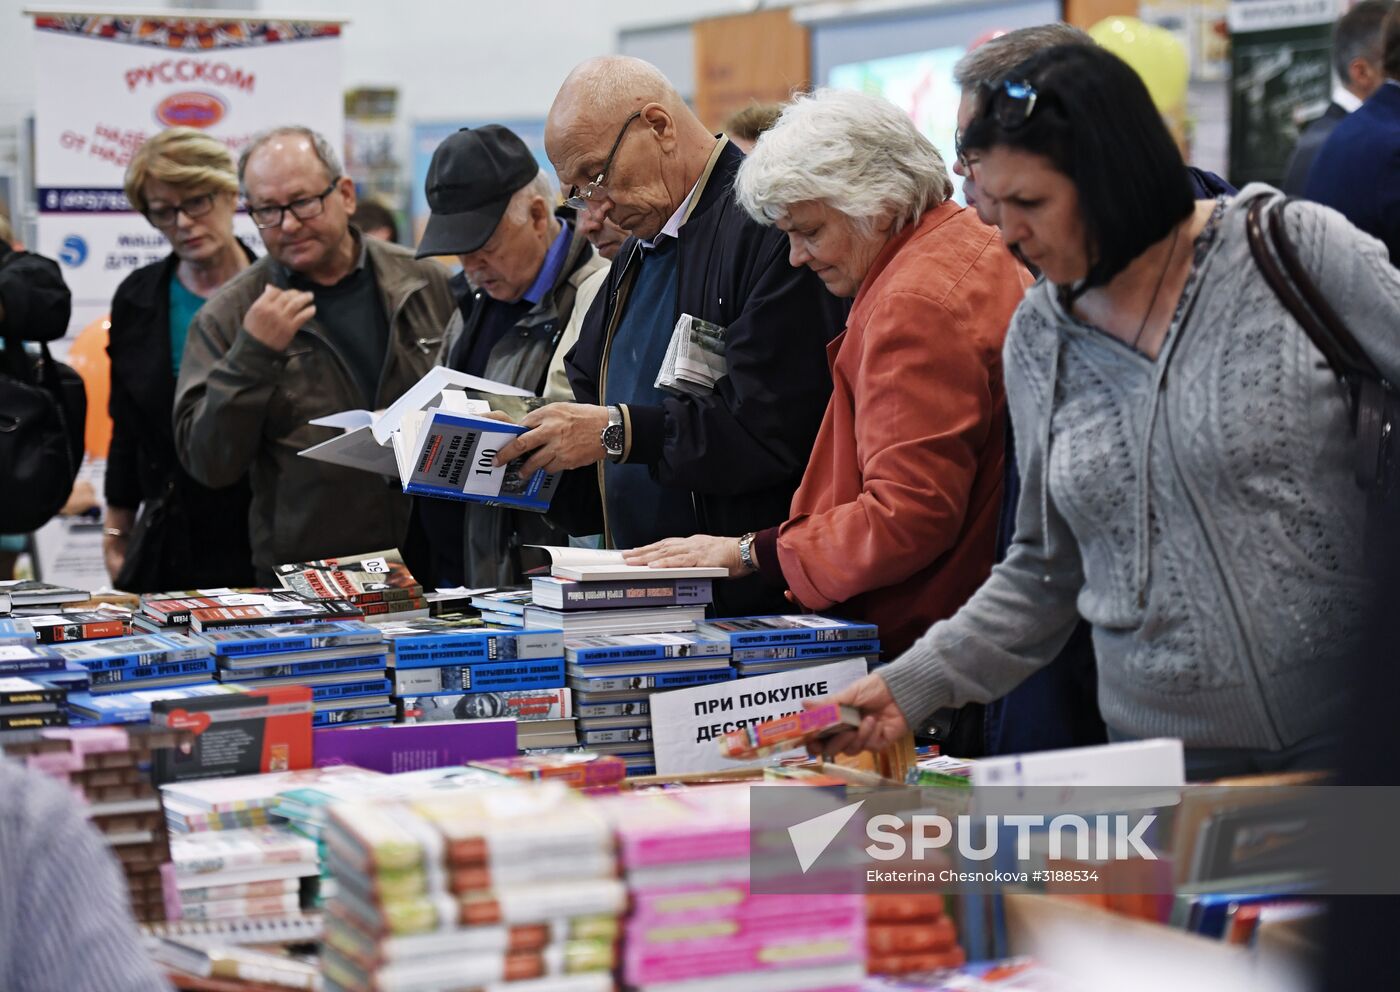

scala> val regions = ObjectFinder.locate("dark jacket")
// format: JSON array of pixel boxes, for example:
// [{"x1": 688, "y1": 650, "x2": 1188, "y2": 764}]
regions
[
  {"x1": 0, "y1": 240, "x2": 70, "y2": 342},
  {"x1": 424, "y1": 223, "x2": 607, "y2": 587},
  {"x1": 1281, "y1": 101, "x2": 1347, "y2": 195},
  {"x1": 173, "y1": 236, "x2": 455, "y2": 572},
  {"x1": 1305, "y1": 82, "x2": 1400, "y2": 266},
  {"x1": 106, "y1": 248, "x2": 257, "y2": 590},
  {"x1": 556, "y1": 140, "x2": 848, "y2": 614}
]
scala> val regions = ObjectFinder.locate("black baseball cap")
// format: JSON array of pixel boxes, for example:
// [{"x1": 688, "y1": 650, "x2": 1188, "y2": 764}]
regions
[{"x1": 416, "y1": 125, "x2": 539, "y2": 258}]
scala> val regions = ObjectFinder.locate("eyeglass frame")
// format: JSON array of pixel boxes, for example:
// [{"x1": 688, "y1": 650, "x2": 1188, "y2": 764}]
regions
[
  {"x1": 247, "y1": 180, "x2": 342, "y2": 230},
  {"x1": 565, "y1": 110, "x2": 643, "y2": 211},
  {"x1": 144, "y1": 191, "x2": 222, "y2": 229}
]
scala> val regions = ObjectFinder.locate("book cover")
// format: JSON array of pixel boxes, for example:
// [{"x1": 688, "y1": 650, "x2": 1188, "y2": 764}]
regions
[
  {"x1": 0, "y1": 676, "x2": 65, "y2": 706},
  {"x1": 170, "y1": 825, "x2": 319, "y2": 876},
  {"x1": 392, "y1": 658, "x2": 566, "y2": 696},
  {"x1": 201, "y1": 621, "x2": 385, "y2": 659},
  {"x1": 531, "y1": 575, "x2": 715, "y2": 611},
  {"x1": 66, "y1": 684, "x2": 242, "y2": 725},
  {"x1": 398, "y1": 688, "x2": 572, "y2": 724},
  {"x1": 275, "y1": 548, "x2": 421, "y2": 600},
  {"x1": 565, "y1": 632, "x2": 730, "y2": 666},
  {"x1": 50, "y1": 633, "x2": 210, "y2": 673},
  {"x1": 312, "y1": 719, "x2": 517, "y2": 774},
  {"x1": 0, "y1": 618, "x2": 36, "y2": 645},
  {"x1": 399, "y1": 410, "x2": 560, "y2": 511},
  {"x1": 150, "y1": 685, "x2": 314, "y2": 783},
  {"x1": 87, "y1": 656, "x2": 217, "y2": 687},
  {"x1": 189, "y1": 600, "x2": 362, "y2": 633},
  {"x1": 383, "y1": 623, "x2": 563, "y2": 666},
  {"x1": 697, "y1": 615, "x2": 880, "y2": 647}
]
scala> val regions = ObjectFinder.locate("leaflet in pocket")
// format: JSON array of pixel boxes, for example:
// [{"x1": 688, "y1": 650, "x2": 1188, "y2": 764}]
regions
[{"x1": 655, "y1": 314, "x2": 728, "y2": 397}]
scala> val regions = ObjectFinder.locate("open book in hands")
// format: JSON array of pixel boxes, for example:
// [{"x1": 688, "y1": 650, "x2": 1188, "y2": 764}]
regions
[{"x1": 296, "y1": 366, "x2": 558, "y2": 511}]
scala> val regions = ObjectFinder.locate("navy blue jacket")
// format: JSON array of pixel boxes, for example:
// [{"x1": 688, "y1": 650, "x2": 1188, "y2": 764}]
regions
[
  {"x1": 1305, "y1": 82, "x2": 1400, "y2": 266},
  {"x1": 554, "y1": 141, "x2": 847, "y2": 614}
]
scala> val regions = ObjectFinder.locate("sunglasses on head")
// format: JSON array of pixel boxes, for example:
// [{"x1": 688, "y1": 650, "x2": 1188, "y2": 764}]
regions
[{"x1": 983, "y1": 78, "x2": 1040, "y2": 130}]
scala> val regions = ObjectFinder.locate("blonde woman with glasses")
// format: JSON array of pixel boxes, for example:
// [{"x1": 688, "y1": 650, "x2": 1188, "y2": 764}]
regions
[{"x1": 104, "y1": 127, "x2": 255, "y2": 590}]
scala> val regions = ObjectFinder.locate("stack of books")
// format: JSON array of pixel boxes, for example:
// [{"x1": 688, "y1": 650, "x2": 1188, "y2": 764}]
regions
[
  {"x1": 26, "y1": 607, "x2": 135, "y2": 643},
  {"x1": 381, "y1": 619, "x2": 572, "y2": 749},
  {"x1": 0, "y1": 579, "x2": 89, "y2": 615},
  {"x1": 523, "y1": 560, "x2": 717, "y2": 639},
  {"x1": 697, "y1": 615, "x2": 880, "y2": 678},
  {"x1": 600, "y1": 784, "x2": 867, "y2": 991},
  {"x1": 165, "y1": 825, "x2": 321, "y2": 926},
  {"x1": 0, "y1": 724, "x2": 196, "y2": 922},
  {"x1": 469, "y1": 589, "x2": 533, "y2": 628},
  {"x1": 864, "y1": 895, "x2": 965, "y2": 976},
  {"x1": 0, "y1": 674, "x2": 69, "y2": 731},
  {"x1": 468, "y1": 752, "x2": 628, "y2": 792},
  {"x1": 320, "y1": 782, "x2": 625, "y2": 991},
  {"x1": 135, "y1": 590, "x2": 362, "y2": 636},
  {"x1": 54, "y1": 633, "x2": 216, "y2": 722},
  {"x1": 276, "y1": 548, "x2": 429, "y2": 623},
  {"x1": 203, "y1": 620, "x2": 394, "y2": 729}
]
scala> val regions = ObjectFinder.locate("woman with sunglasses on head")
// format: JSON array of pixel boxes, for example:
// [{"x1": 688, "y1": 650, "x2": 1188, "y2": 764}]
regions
[
  {"x1": 820, "y1": 44, "x2": 1400, "y2": 780},
  {"x1": 104, "y1": 127, "x2": 256, "y2": 590}
]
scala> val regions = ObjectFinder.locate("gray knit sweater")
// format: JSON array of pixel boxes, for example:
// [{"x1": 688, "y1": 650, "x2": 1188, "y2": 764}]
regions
[{"x1": 880, "y1": 187, "x2": 1400, "y2": 750}]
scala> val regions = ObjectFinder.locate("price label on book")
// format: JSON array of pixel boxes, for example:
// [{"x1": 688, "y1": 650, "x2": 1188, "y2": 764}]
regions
[{"x1": 650, "y1": 658, "x2": 868, "y2": 775}]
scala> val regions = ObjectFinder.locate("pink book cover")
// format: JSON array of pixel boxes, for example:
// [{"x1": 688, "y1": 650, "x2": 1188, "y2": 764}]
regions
[
  {"x1": 601, "y1": 786, "x2": 752, "y2": 868},
  {"x1": 624, "y1": 919, "x2": 866, "y2": 985},
  {"x1": 630, "y1": 883, "x2": 860, "y2": 925},
  {"x1": 627, "y1": 902, "x2": 864, "y2": 945}
]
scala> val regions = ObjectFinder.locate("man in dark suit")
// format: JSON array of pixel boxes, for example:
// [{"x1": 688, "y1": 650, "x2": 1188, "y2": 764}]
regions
[
  {"x1": 1305, "y1": 4, "x2": 1400, "y2": 265},
  {"x1": 1282, "y1": 1, "x2": 1392, "y2": 195}
]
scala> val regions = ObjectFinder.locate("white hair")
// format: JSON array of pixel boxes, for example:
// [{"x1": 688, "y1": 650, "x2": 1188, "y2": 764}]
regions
[
  {"x1": 505, "y1": 169, "x2": 559, "y2": 225},
  {"x1": 735, "y1": 88, "x2": 953, "y2": 235}
]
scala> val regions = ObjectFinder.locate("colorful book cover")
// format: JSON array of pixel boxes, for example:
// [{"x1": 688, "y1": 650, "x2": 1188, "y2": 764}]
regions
[
  {"x1": 189, "y1": 600, "x2": 362, "y2": 633},
  {"x1": 398, "y1": 688, "x2": 572, "y2": 724},
  {"x1": 400, "y1": 411, "x2": 560, "y2": 512},
  {"x1": 27, "y1": 611, "x2": 134, "y2": 643},
  {"x1": 149, "y1": 685, "x2": 314, "y2": 783}
]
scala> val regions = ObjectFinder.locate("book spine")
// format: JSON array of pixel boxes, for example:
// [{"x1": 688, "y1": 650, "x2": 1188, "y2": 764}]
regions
[
  {"x1": 219, "y1": 655, "x2": 386, "y2": 679},
  {"x1": 568, "y1": 644, "x2": 727, "y2": 664},
  {"x1": 731, "y1": 639, "x2": 881, "y2": 662},
  {"x1": 217, "y1": 633, "x2": 383, "y2": 659},
  {"x1": 392, "y1": 632, "x2": 562, "y2": 667},
  {"x1": 311, "y1": 679, "x2": 391, "y2": 701},
  {"x1": 174, "y1": 878, "x2": 295, "y2": 903},
  {"x1": 581, "y1": 727, "x2": 652, "y2": 745},
  {"x1": 0, "y1": 684, "x2": 65, "y2": 706},
  {"x1": 175, "y1": 892, "x2": 302, "y2": 921},
  {"x1": 356, "y1": 598, "x2": 427, "y2": 617},
  {"x1": 88, "y1": 657, "x2": 216, "y2": 685},
  {"x1": 397, "y1": 689, "x2": 571, "y2": 723},
  {"x1": 392, "y1": 659, "x2": 566, "y2": 696},
  {"x1": 570, "y1": 669, "x2": 735, "y2": 693},
  {"x1": 576, "y1": 700, "x2": 650, "y2": 718},
  {"x1": 0, "y1": 710, "x2": 68, "y2": 730},
  {"x1": 0, "y1": 657, "x2": 66, "y2": 675},
  {"x1": 75, "y1": 644, "x2": 210, "y2": 673},
  {"x1": 314, "y1": 703, "x2": 397, "y2": 727},
  {"x1": 550, "y1": 580, "x2": 714, "y2": 611},
  {"x1": 35, "y1": 618, "x2": 131, "y2": 643}
]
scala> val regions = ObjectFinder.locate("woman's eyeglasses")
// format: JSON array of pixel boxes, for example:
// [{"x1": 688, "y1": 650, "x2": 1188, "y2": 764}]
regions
[{"x1": 144, "y1": 192, "x2": 218, "y2": 229}]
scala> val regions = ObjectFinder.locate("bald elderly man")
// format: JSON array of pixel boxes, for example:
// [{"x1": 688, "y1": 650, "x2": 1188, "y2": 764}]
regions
[{"x1": 495, "y1": 56, "x2": 846, "y2": 614}]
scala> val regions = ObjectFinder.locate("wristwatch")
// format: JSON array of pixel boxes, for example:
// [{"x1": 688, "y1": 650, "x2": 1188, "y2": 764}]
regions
[
  {"x1": 600, "y1": 405, "x2": 626, "y2": 462},
  {"x1": 737, "y1": 532, "x2": 758, "y2": 574}
]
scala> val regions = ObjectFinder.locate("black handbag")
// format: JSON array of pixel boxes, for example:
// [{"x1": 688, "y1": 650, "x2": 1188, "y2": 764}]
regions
[
  {"x1": 113, "y1": 476, "x2": 190, "y2": 593},
  {"x1": 1246, "y1": 195, "x2": 1400, "y2": 503},
  {"x1": 0, "y1": 328, "x2": 86, "y2": 534}
]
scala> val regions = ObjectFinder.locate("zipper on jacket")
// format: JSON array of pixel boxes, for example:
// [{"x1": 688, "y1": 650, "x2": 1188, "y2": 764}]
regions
[{"x1": 1158, "y1": 384, "x2": 1287, "y2": 748}]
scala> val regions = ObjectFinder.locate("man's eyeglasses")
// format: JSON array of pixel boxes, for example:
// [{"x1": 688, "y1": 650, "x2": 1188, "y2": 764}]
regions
[
  {"x1": 248, "y1": 181, "x2": 340, "y2": 230},
  {"x1": 565, "y1": 110, "x2": 642, "y2": 210},
  {"x1": 144, "y1": 191, "x2": 219, "y2": 229}
]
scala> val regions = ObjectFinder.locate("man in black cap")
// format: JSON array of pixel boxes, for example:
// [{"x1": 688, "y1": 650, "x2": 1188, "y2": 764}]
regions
[{"x1": 415, "y1": 124, "x2": 608, "y2": 586}]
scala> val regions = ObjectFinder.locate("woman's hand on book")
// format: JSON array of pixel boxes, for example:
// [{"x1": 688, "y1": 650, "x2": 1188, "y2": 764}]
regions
[
  {"x1": 624, "y1": 534, "x2": 743, "y2": 576},
  {"x1": 806, "y1": 673, "x2": 908, "y2": 758}
]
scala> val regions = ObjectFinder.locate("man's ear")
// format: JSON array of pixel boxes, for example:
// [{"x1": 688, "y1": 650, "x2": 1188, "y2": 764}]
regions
[
  {"x1": 1348, "y1": 56, "x2": 1380, "y2": 97},
  {"x1": 338, "y1": 174, "x2": 357, "y2": 216},
  {"x1": 640, "y1": 102, "x2": 677, "y2": 151}
]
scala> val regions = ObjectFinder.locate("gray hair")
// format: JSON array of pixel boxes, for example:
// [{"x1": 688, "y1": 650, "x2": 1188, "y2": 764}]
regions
[
  {"x1": 505, "y1": 169, "x2": 559, "y2": 224},
  {"x1": 952, "y1": 23, "x2": 1093, "y2": 90},
  {"x1": 1333, "y1": 0, "x2": 1392, "y2": 81},
  {"x1": 735, "y1": 88, "x2": 952, "y2": 235},
  {"x1": 237, "y1": 125, "x2": 344, "y2": 190}
]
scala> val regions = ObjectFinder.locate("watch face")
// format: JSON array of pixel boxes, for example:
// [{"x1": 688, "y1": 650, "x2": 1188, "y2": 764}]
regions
[{"x1": 603, "y1": 424, "x2": 625, "y2": 452}]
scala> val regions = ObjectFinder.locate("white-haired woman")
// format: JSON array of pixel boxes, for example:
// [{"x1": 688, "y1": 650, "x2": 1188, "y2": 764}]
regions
[
  {"x1": 626, "y1": 89, "x2": 1029, "y2": 657},
  {"x1": 105, "y1": 127, "x2": 255, "y2": 590}
]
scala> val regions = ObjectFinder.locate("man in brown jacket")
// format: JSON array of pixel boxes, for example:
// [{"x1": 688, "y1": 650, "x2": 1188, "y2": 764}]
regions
[{"x1": 173, "y1": 126, "x2": 454, "y2": 580}]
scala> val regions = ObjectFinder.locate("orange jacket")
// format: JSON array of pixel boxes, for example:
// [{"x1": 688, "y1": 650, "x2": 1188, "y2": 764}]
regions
[{"x1": 756, "y1": 201, "x2": 1030, "y2": 656}]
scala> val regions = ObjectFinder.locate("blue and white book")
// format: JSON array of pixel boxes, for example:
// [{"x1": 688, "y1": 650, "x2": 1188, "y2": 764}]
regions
[
  {"x1": 394, "y1": 409, "x2": 559, "y2": 511},
  {"x1": 88, "y1": 656, "x2": 217, "y2": 688},
  {"x1": 51, "y1": 633, "x2": 211, "y2": 672},
  {"x1": 391, "y1": 658, "x2": 566, "y2": 696},
  {"x1": 730, "y1": 639, "x2": 881, "y2": 662},
  {"x1": 565, "y1": 656, "x2": 731, "y2": 678},
  {"x1": 215, "y1": 654, "x2": 387, "y2": 682},
  {"x1": 217, "y1": 644, "x2": 392, "y2": 672},
  {"x1": 314, "y1": 701, "x2": 397, "y2": 728},
  {"x1": 469, "y1": 589, "x2": 531, "y2": 616},
  {"x1": 310, "y1": 678, "x2": 392, "y2": 701},
  {"x1": 199, "y1": 620, "x2": 385, "y2": 658},
  {"x1": 696, "y1": 615, "x2": 879, "y2": 648},
  {"x1": 28, "y1": 663, "x2": 91, "y2": 693},
  {"x1": 569, "y1": 668, "x2": 736, "y2": 695},
  {"x1": 67, "y1": 683, "x2": 236, "y2": 724},
  {"x1": 565, "y1": 632, "x2": 731, "y2": 666},
  {"x1": 0, "y1": 618, "x2": 36, "y2": 645},
  {"x1": 382, "y1": 622, "x2": 563, "y2": 667},
  {"x1": 0, "y1": 644, "x2": 65, "y2": 675}
]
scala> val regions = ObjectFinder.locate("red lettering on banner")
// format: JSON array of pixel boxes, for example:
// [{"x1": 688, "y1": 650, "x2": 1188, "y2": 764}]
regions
[{"x1": 124, "y1": 60, "x2": 255, "y2": 94}]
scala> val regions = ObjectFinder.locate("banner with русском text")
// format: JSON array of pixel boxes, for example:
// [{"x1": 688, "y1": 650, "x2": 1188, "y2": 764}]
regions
[{"x1": 31, "y1": 12, "x2": 344, "y2": 333}]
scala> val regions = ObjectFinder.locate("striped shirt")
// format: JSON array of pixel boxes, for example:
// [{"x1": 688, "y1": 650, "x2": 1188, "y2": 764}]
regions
[{"x1": 0, "y1": 758, "x2": 172, "y2": 991}]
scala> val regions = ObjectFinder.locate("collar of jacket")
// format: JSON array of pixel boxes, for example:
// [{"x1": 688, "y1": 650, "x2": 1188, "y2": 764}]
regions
[
  {"x1": 125, "y1": 237, "x2": 258, "y2": 311},
  {"x1": 267, "y1": 232, "x2": 431, "y2": 310}
]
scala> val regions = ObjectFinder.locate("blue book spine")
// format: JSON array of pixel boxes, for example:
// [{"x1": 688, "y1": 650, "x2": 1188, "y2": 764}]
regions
[
  {"x1": 215, "y1": 633, "x2": 382, "y2": 658},
  {"x1": 67, "y1": 644, "x2": 210, "y2": 672},
  {"x1": 88, "y1": 657, "x2": 216, "y2": 686},
  {"x1": 313, "y1": 705, "x2": 396, "y2": 728},
  {"x1": 569, "y1": 668, "x2": 736, "y2": 694},
  {"x1": 730, "y1": 639, "x2": 881, "y2": 662},
  {"x1": 217, "y1": 655, "x2": 387, "y2": 681},
  {"x1": 568, "y1": 642, "x2": 730, "y2": 665},
  {"x1": 310, "y1": 678, "x2": 392, "y2": 701},
  {"x1": 392, "y1": 658, "x2": 566, "y2": 695},
  {"x1": 0, "y1": 656, "x2": 65, "y2": 675},
  {"x1": 391, "y1": 632, "x2": 563, "y2": 667}
]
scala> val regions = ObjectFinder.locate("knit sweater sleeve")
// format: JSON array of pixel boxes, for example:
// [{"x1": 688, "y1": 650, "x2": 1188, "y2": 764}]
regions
[{"x1": 878, "y1": 303, "x2": 1086, "y2": 728}]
